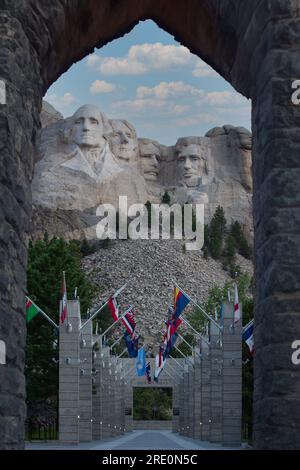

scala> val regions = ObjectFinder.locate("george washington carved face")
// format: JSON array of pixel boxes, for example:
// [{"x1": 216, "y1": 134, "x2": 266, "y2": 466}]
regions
[{"x1": 71, "y1": 105, "x2": 104, "y2": 149}]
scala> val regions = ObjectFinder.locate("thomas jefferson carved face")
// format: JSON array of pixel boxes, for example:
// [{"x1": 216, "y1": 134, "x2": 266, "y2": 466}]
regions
[
  {"x1": 109, "y1": 119, "x2": 138, "y2": 163},
  {"x1": 71, "y1": 105, "x2": 104, "y2": 149},
  {"x1": 177, "y1": 144, "x2": 206, "y2": 187},
  {"x1": 138, "y1": 140, "x2": 161, "y2": 181}
]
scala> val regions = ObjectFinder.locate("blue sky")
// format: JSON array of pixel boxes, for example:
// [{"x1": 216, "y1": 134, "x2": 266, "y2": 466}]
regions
[{"x1": 45, "y1": 20, "x2": 251, "y2": 145}]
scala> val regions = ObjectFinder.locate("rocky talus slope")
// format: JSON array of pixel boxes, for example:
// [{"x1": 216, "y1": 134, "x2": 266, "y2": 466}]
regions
[{"x1": 81, "y1": 238, "x2": 253, "y2": 346}]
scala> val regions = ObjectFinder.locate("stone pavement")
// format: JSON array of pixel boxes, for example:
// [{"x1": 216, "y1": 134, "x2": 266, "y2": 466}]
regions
[{"x1": 26, "y1": 430, "x2": 246, "y2": 450}]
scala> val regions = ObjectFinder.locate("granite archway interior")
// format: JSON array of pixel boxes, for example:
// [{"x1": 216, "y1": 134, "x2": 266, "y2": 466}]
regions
[{"x1": 1, "y1": 0, "x2": 300, "y2": 449}]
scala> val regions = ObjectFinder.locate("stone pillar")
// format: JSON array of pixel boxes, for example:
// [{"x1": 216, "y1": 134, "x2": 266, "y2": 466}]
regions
[
  {"x1": 251, "y1": 1, "x2": 300, "y2": 449},
  {"x1": 187, "y1": 362, "x2": 195, "y2": 438},
  {"x1": 109, "y1": 360, "x2": 118, "y2": 436},
  {"x1": 0, "y1": 7, "x2": 42, "y2": 450},
  {"x1": 222, "y1": 301, "x2": 242, "y2": 446},
  {"x1": 124, "y1": 364, "x2": 133, "y2": 432},
  {"x1": 178, "y1": 376, "x2": 184, "y2": 434},
  {"x1": 79, "y1": 320, "x2": 92, "y2": 442},
  {"x1": 119, "y1": 371, "x2": 126, "y2": 435},
  {"x1": 59, "y1": 300, "x2": 80, "y2": 444},
  {"x1": 172, "y1": 383, "x2": 180, "y2": 433},
  {"x1": 210, "y1": 321, "x2": 223, "y2": 443},
  {"x1": 182, "y1": 364, "x2": 189, "y2": 436},
  {"x1": 200, "y1": 338, "x2": 211, "y2": 441},
  {"x1": 92, "y1": 346, "x2": 102, "y2": 440},
  {"x1": 101, "y1": 354, "x2": 111, "y2": 438},
  {"x1": 193, "y1": 352, "x2": 202, "y2": 439}
]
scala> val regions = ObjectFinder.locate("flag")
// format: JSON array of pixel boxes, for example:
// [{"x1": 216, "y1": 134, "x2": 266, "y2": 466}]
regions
[
  {"x1": 121, "y1": 307, "x2": 136, "y2": 336},
  {"x1": 124, "y1": 330, "x2": 139, "y2": 358},
  {"x1": 243, "y1": 321, "x2": 255, "y2": 356},
  {"x1": 145, "y1": 361, "x2": 151, "y2": 384},
  {"x1": 108, "y1": 296, "x2": 119, "y2": 322},
  {"x1": 165, "y1": 332, "x2": 178, "y2": 357},
  {"x1": 26, "y1": 298, "x2": 40, "y2": 323},
  {"x1": 60, "y1": 272, "x2": 68, "y2": 324},
  {"x1": 234, "y1": 283, "x2": 240, "y2": 323},
  {"x1": 136, "y1": 347, "x2": 146, "y2": 376},
  {"x1": 154, "y1": 348, "x2": 166, "y2": 382},
  {"x1": 173, "y1": 287, "x2": 190, "y2": 318}
]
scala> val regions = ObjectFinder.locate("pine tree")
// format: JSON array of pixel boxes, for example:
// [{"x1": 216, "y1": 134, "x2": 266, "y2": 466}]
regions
[
  {"x1": 161, "y1": 191, "x2": 171, "y2": 205},
  {"x1": 26, "y1": 237, "x2": 94, "y2": 415},
  {"x1": 207, "y1": 206, "x2": 227, "y2": 259}
]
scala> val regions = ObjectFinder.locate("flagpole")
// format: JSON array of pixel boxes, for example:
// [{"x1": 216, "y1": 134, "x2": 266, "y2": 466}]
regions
[
  {"x1": 173, "y1": 345, "x2": 194, "y2": 367},
  {"x1": 160, "y1": 366, "x2": 176, "y2": 382},
  {"x1": 101, "y1": 306, "x2": 133, "y2": 337},
  {"x1": 180, "y1": 316, "x2": 210, "y2": 346},
  {"x1": 169, "y1": 355, "x2": 185, "y2": 370},
  {"x1": 80, "y1": 282, "x2": 128, "y2": 330},
  {"x1": 121, "y1": 363, "x2": 136, "y2": 380},
  {"x1": 177, "y1": 333, "x2": 201, "y2": 358},
  {"x1": 172, "y1": 280, "x2": 221, "y2": 331},
  {"x1": 242, "y1": 318, "x2": 254, "y2": 333},
  {"x1": 117, "y1": 347, "x2": 128, "y2": 359},
  {"x1": 165, "y1": 360, "x2": 183, "y2": 378},
  {"x1": 26, "y1": 296, "x2": 59, "y2": 329},
  {"x1": 109, "y1": 335, "x2": 123, "y2": 351}
]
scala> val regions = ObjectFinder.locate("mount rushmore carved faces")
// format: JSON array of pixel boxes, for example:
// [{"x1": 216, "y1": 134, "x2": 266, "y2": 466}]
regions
[
  {"x1": 175, "y1": 139, "x2": 207, "y2": 188},
  {"x1": 109, "y1": 119, "x2": 139, "y2": 163},
  {"x1": 138, "y1": 138, "x2": 161, "y2": 182}
]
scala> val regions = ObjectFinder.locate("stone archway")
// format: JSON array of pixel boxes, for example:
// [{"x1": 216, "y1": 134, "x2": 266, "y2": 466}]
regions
[{"x1": 1, "y1": 0, "x2": 300, "y2": 450}]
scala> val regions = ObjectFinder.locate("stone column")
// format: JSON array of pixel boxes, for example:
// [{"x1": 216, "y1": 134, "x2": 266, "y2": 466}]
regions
[
  {"x1": 182, "y1": 364, "x2": 189, "y2": 436},
  {"x1": 124, "y1": 363, "x2": 133, "y2": 432},
  {"x1": 187, "y1": 362, "x2": 195, "y2": 438},
  {"x1": 178, "y1": 376, "x2": 184, "y2": 434},
  {"x1": 210, "y1": 321, "x2": 223, "y2": 443},
  {"x1": 101, "y1": 354, "x2": 111, "y2": 438},
  {"x1": 79, "y1": 319, "x2": 93, "y2": 442},
  {"x1": 92, "y1": 347, "x2": 102, "y2": 440},
  {"x1": 172, "y1": 383, "x2": 180, "y2": 433},
  {"x1": 250, "y1": 1, "x2": 300, "y2": 449},
  {"x1": 193, "y1": 351, "x2": 202, "y2": 439},
  {"x1": 200, "y1": 338, "x2": 211, "y2": 441},
  {"x1": 221, "y1": 301, "x2": 242, "y2": 446},
  {"x1": 59, "y1": 300, "x2": 80, "y2": 444}
]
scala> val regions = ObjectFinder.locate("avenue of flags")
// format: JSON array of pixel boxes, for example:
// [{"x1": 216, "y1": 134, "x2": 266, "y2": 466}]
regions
[{"x1": 26, "y1": 273, "x2": 254, "y2": 382}]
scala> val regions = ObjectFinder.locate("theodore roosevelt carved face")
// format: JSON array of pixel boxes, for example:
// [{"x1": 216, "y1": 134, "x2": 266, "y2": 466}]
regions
[{"x1": 138, "y1": 139, "x2": 161, "y2": 182}]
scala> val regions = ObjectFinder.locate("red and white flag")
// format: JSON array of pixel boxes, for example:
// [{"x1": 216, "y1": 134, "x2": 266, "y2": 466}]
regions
[
  {"x1": 108, "y1": 296, "x2": 119, "y2": 322},
  {"x1": 234, "y1": 283, "x2": 240, "y2": 323},
  {"x1": 121, "y1": 307, "x2": 137, "y2": 337},
  {"x1": 60, "y1": 272, "x2": 68, "y2": 324}
]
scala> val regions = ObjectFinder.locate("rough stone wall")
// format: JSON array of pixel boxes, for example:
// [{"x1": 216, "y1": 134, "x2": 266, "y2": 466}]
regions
[{"x1": 0, "y1": 0, "x2": 300, "y2": 449}]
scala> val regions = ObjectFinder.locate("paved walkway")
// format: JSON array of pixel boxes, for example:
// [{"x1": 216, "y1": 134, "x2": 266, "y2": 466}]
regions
[{"x1": 26, "y1": 430, "x2": 245, "y2": 450}]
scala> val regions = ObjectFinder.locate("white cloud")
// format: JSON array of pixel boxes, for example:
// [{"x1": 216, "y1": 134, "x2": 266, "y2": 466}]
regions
[
  {"x1": 192, "y1": 60, "x2": 219, "y2": 78},
  {"x1": 90, "y1": 80, "x2": 116, "y2": 94},
  {"x1": 203, "y1": 91, "x2": 248, "y2": 106},
  {"x1": 87, "y1": 43, "x2": 195, "y2": 76},
  {"x1": 136, "y1": 81, "x2": 204, "y2": 99},
  {"x1": 172, "y1": 104, "x2": 190, "y2": 115},
  {"x1": 45, "y1": 92, "x2": 77, "y2": 111},
  {"x1": 175, "y1": 114, "x2": 216, "y2": 127},
  {"x1": 112, "y1": 98, "x2": 166, "y2": 113}
]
